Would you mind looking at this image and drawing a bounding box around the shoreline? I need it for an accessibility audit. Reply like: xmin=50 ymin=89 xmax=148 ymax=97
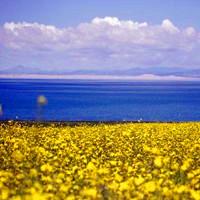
xmin=0 ymin=74 xmax=200 ymax=81
xmin=0 ymin=120 xmax=199 ymax=126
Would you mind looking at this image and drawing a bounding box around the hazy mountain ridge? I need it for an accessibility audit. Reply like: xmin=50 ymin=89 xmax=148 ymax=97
xmin=0 ymin=66 xmax=200 ymax=78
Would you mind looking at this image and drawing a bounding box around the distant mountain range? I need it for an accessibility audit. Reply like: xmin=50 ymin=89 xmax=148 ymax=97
xmin=0 ymin=65 xmax=200 ymax=78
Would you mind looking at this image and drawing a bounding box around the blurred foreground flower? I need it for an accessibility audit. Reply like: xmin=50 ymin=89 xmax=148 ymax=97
xmin=37 ymin=95 xmax=48 ymax=120
xmin=0 ymin=104 xmax=3 ymax=116
xmin=37 ymin=95 xmax=48 ymax=106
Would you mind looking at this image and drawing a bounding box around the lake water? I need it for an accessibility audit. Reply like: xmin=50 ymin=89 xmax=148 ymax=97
xmin=0 ymin=79 xmax=200 ymax=121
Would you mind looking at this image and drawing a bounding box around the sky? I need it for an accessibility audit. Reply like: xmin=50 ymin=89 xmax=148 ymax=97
xmin=0 ymin=0 xmax=200 ymax=78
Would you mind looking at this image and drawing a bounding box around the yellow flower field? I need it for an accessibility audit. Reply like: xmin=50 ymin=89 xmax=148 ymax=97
xmin=0 ymin=122 xmax=199 ymax=199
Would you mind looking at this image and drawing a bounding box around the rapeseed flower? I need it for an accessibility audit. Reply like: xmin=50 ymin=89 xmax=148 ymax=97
xmin=0 ymin=122 xmax=199 ymax=199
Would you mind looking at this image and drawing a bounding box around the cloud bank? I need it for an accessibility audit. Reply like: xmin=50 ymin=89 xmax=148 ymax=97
xmin=0 ymin=17 xmax=200 ymax=77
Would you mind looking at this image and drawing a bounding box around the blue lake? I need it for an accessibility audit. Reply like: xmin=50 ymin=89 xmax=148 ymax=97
xmin=0 ymin=79 xmax=200 ymax=121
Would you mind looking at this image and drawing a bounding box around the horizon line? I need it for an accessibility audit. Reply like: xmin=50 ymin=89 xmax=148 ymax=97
xmin=0 ymin=73 xmax=200 ymax=81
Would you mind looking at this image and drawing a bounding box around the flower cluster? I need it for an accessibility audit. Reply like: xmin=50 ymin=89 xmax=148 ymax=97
xmin=0 ymin=122 xmax=199 ymax=199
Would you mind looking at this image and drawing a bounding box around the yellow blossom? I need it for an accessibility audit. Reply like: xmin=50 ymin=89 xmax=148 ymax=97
xmin=81 ymin=188 xmax=97 ymax=198
xmin=11 ymin=150 xmax=24 ymax=162
xmin=154 ymin=156 xmax=163 ymax=168
xmin=143 ymin=181 xmax=157 ymax=192
xmin=40 ymin=164 xmax=53 ymax=173
xmin=0 ymin=122 xmax=199 ymax=199
xmin=134 ymin=176 xmax=145 ymax=186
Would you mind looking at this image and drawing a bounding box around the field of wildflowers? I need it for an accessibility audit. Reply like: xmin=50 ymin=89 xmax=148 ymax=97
xmin=0 ymin=122 xmax=199 ymax=199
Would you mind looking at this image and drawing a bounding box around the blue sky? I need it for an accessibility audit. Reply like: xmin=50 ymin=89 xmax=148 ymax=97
xmin=1 ymin=0 xmax=200 ymax=28
xmin=0 ymin=0 xmax=200 ymax=79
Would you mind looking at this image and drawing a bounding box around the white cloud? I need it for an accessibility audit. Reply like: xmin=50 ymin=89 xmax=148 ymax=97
xmin=92 ymin=17 xmax=122 ymax=26
xmin=0 ymin=17 xmax=200 ymax=72
xmin=161 ymin=19 xmax=180 ymax=33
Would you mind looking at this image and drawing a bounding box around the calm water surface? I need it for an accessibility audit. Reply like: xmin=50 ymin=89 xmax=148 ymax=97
xmin=0 ymin=79 xmax=200 ymax=121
